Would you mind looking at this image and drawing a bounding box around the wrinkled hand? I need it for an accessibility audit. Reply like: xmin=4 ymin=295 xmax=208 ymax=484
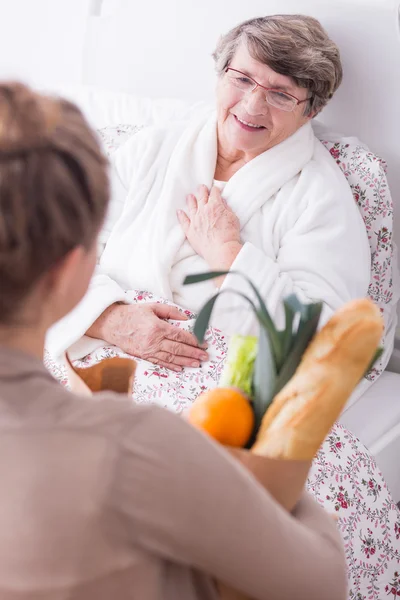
xmin=177 ymin=185 xmax=242 ymax=270
xmin=87 ymin=303 xmax=208 ymax=372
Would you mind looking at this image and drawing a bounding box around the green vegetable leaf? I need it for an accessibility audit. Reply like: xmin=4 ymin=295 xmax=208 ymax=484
xmin=184 ymin=270 xmax=283 ymax=368
xmin=192 ymin=288 xmax=259 ymax=344
xmin=296 ymin=301 xmax=323 ymax=339
xmin=226 ymin=271 xmax=283 ymax=368
xmin=274 ymin=301 xmax=322 ymax=395
xmin=364 ymin=347 xmax=383 ymax=378
xmin=279 ymin=298 xmax=296 ymax=359
xmin=252 ymin=325 xmax=277 ymax=432
xmin=192 ymin=292 xmax=220 ymax=344
xmin=284 ymin=293 xmax=307 ymax=318
xmin=184 ymin=272 xmax=230 ymax=285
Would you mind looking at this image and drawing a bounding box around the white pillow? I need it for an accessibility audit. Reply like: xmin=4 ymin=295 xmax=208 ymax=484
xmin=41 ymin=83 xmax=211 ymax=130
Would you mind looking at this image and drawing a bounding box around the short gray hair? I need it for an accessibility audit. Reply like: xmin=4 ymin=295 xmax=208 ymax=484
xmin=212 ymin=14 xmax=343 ymax=116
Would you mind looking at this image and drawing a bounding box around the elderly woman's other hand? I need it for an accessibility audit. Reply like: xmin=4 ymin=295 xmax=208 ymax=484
xmin=177 ymin=185 xmax=242 ymax=271
xmin=86 ymin=303 xmax=208 ymax=371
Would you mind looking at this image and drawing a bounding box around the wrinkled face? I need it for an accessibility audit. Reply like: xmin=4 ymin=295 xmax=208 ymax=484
xmin=216 ymin=42 xmax=313 ymax=160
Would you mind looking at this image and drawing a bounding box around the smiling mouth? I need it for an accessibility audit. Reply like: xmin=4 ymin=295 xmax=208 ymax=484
xmin=234 ymin=115 xmax=265 ymax=131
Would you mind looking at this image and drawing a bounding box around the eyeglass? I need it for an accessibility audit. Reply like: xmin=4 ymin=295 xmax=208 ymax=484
xmin=225 ymin=68 xmax=312 ymax=113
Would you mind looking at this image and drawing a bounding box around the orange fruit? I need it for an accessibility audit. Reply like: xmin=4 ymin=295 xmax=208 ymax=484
xmin=188 ymin=387 xmax=254 ymax=448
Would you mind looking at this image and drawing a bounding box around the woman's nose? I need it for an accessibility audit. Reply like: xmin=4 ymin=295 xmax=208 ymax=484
xmin=243 ymin=87 xmax=268 ymax=116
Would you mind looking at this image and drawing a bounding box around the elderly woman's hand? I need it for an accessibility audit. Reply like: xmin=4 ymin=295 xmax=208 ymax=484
xmin=177 ymin=185 xmax=242 ymax=271
xmin=86 ymin=303 xmax=208 ymax=372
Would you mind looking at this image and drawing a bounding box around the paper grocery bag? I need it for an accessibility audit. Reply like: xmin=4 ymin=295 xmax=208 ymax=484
xmin=229 ymin=448 xmax=311 ymax=512
xmin=65 ymin=354 xmax=137 ymax=396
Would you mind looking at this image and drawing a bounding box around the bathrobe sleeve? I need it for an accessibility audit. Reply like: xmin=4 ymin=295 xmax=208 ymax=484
xmin=45 ymin=131 xmax=149 ymax=361
xmin=214 ymin=156 xmax=371 ymax=337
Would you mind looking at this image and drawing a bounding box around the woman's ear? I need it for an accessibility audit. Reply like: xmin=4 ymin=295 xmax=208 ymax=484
xmin=50 ymin=245 xmax=86 ymax=291
xmin=44 ymin=244 xmax=97 ymax=322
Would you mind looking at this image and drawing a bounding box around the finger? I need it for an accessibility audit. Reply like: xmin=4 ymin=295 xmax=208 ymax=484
xmin=155 ymin=351 xmax=203 ymax=369
xmin=211 ymin=186 xmax=230 ymax=211
xmin=197 ymin=184 xmax=209 ymax=204
xmin=186 ymin=194 xmax=198 ymax=213
xmin=161 ymin=339 xmax=209 ymax=362
xmin=151 ymin=303 xmax=189 ymax=321
xmin=176 ymin=209 xmax=190 ymax=234
xmin=150 ymin=356 xmax=182 ymax=372
xmin=163 ymin=322 xmax=207 ymax=348
xmin=209 ymin=185 xmax=222 ymax=204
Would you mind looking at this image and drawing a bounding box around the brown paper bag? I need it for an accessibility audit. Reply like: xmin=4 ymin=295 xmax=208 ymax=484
xmin=65 ymin=354 xmax=310 ymax=600
xmin=229 ymin=448 xmax=311 ymax=511
xmin=65 ymin=354 xmax=137 ymax=396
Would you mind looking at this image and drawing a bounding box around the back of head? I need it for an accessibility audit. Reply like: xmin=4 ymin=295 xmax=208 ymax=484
xmin=0 ymin=82 xmax=109 ymax=323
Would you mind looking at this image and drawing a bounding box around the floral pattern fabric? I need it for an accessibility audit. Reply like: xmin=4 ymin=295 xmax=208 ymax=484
xmin=44 ymin=124 xmax=400 ymax=598
xmin=97 ymin=123 xmax=144 ymax=154
xmin=320 ymin=139 xmax=395 ymax=383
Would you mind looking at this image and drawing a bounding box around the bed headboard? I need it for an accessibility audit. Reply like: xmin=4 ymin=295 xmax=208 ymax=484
xmin=83 ymin=0 xmax=400 ymax=244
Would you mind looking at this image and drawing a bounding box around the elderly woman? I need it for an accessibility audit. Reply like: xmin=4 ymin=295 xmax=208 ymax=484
xmin=47 ymin=14 xmax=370 ymax=371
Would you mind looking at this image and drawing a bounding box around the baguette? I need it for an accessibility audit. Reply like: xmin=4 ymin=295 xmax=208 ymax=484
xmin=251 ymin=299 xmax=383 ymax=460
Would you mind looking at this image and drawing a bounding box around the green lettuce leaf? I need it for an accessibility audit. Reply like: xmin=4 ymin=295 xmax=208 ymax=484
xmin=219 ymin=334 xmax=258 ymax=398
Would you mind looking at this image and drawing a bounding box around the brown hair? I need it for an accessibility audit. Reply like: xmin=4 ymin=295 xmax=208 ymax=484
xmin=212 ymin=14 xmax=343 ymax=116
xmin=0 ymin=82 xmax=109 ymax=322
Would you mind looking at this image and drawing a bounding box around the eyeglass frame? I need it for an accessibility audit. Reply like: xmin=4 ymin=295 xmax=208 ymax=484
xmin=224 ymin=67 xmax=313 ymax=111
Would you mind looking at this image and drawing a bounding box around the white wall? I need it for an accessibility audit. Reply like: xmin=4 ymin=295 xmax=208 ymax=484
xmin=0 ymin=0 xmax=91 ymax=88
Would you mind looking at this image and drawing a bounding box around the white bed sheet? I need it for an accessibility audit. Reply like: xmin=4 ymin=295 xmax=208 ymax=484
xmin=43 ymin=83 xmax=208 ymax=130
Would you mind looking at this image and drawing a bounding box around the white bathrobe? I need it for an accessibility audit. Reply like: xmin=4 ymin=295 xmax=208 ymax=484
xmin=46 ymin=110 xmax=371 ymax=360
